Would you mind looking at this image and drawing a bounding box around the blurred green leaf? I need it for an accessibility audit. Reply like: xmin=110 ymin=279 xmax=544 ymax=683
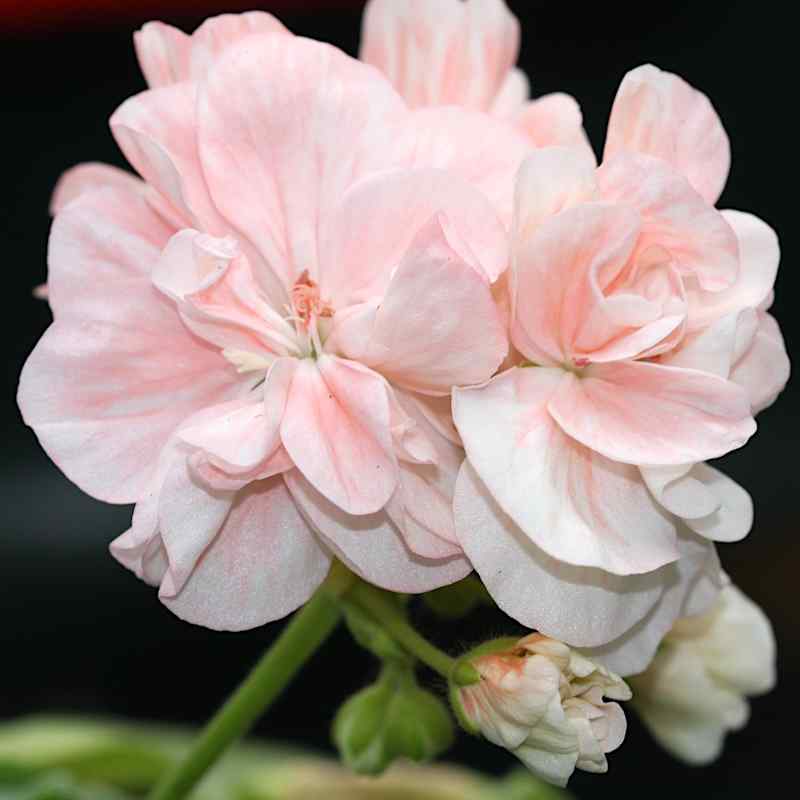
xmin=423 ymin=577 xmax=492 ymax=620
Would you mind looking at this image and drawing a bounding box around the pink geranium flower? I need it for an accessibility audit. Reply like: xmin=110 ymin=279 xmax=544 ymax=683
xmin=18 ymin=31 xmax=529 ymax=630
xmin=453 ymin=64 xmax=789 ymax=674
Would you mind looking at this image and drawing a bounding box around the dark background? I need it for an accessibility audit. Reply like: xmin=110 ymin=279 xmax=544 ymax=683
xmin=1 ymin=2 xmax=795 ymax=797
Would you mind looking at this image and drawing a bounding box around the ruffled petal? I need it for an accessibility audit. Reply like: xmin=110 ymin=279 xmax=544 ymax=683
xmin=597 ymin=153 xmax=738 ymax=292
xmin=730 ymin=312 xmax=790 ymax=414
xmin=549 ymin=361 xmax=755 ymax=466
xmin=111 ymin=83 xmax=225 ymax=232
xmin=18 ymin=188 xmax=242 ymax=504
xmin=280 ymin=356 xmax=397 ymax=515
xmin=134 ymin=21 xmax=192 ymax=88
xmin=162 ymin=477 xmax=332 ymax=631
xmin=454 ymin=461 xmax=667 ymax=645
xmin=515 ymin=93 xmax=595 ymax=157
xmin=604 ymin=64 xmax=730 ymax=205
xmin=511 ymin=203 xmax=641 ymax=366
xmin=453 ymin=367 xmax=678 ymax=574
xmin=198 ymin=33 xmax=407 ymax=302
xmin=330 ymin=214 xmax=507 ymax=394
xmin=285 ymin=470 xmax=471 ymax=592
xmin=321 ymin=168 xmax=509 ymax=306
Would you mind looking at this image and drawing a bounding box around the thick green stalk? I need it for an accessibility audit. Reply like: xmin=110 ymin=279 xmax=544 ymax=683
xmin=148 ymin=566 xmax=353 ymax=800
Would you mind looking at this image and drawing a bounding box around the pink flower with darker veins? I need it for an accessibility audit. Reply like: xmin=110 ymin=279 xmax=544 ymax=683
xmin=18 ymin=29 xmax=528 ymax=630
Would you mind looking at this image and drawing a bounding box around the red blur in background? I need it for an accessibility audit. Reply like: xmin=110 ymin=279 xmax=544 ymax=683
xmin=0 ymin=1 xmax=360 ymax=34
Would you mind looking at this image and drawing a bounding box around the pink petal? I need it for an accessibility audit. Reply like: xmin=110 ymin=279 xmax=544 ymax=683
xmin=491 ymin=67 xmax=530 ymax=116
xmin=731 ymin=312 xmax=790 ymax=414
xmin=134 ymin=21 xmax=192 ymax=88
xmin=597 ymin=153 xmax=738 ymax=292
xmin=453 ymin=461 xmax=666 ymax=646
xmin=399 ymin=106 xmax=532 ymax=226
xmin=198 ymin=34 xmax=407 ymax=302
xmin=689 ymin=211 xmax=780 ymax=329
xmin=50 ymin=162 xmax=145 ymax=216
xmin=180 ymin=358 xmax=295 ymax=475
xmin=513 ymin=147 xmax=599 ymax=240
xmin=453 ymin=367 xmax=678 ymax=574
xmin=604 ymin=64 xmax=730 ymax=205
xmin=549 ymin=361 xmax=756 ymax=466
xmin=188 ymin=12 xmax=289 ymax=80
xmin=359 ymin=0 xmax=519 ymax=110
xmin=157 ymin=452 xmax=235 ymax=598
xmin=18 ymin=188 xmax=242 ymax=503
xmin=162 ymin=477 xmax=332 ymax=631
xmin=280 ymin=356 xmax=397 ymax=515
xmin=388 ymin=388 xmax=465 ymax=559
xmin=330 ymin=214 xmax=507 ymax=395
xmin=111 ymin=83 xmax=225 ymax=233
xmin=285 ymin=470 xmax=470 ymax=592
xmin=511 ymin=203 xmax=641 ymax=366
xmin=515 ymin=93 xmax=595 ymax=157
xmin=321 ymin=167 xmax=509 ymax=306
xmin=584 ymin=527 xmax=723 ymax=675
xmin=641 ymin=463 xmax=753 ymax=543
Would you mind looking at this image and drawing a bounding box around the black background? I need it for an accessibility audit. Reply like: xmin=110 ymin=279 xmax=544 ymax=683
xmin=0 ymin=2 xmax=796 ymax=797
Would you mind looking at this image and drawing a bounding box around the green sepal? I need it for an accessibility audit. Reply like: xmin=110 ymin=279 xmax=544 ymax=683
xmin=332 ymin=663 xmax=454 ymax=777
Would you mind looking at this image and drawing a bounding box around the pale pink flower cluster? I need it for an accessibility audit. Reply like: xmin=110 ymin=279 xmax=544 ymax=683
xmin=20 ymin=0 xmax=786 ymax=696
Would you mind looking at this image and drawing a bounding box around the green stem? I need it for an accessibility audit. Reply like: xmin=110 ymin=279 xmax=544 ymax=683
xmin=346 ymin=579 xmax=479 ymax=686
xmin=148 ymin=565 xmax=353 ymax=800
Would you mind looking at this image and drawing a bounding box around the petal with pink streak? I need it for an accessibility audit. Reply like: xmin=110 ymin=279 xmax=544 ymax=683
xmin=134 ymin=21 xmax=192 ymax=88
xmin=281 ymin=356 xmax=397 ymax=515
xmin=453 ymin=367 xmax=678 ymax=574
xmin=604 ymin=64 xmax=730 ymax=205
xmin=689 ymin=211 xmax=780 ymax=329
xmin=583 ymin=527 xmax=723 ymax=676
xmin=111 ymin=83 xmax=225 ymax=233
xmin=399 ymin=107 xmax=532 ymax=226
xmin=321 ymin=168 xmax=509 ymax=306
xmin=50 ymin=162 xmax=145 ymax=216
xmin=515 ymin=93 xmax=595 ymax=157
xmin=549 ymin=361 xmax=756 ymax=467
xmin=513 ymin=147 xmax=599 ymax=241
xmin=18 ymin=188 xmax=243 ymax=504
xmin=598 ymin=153 xmax=738 ymax=292
xmin=285 ymin=470 xmax=471 ymax=592
xmin=731 ymin=312 xmax=790 ymax=414
xmin=188 ymin=12 xmax=289 ymax=80
xmin=162 ymin=477 xmax=332 ymax=631
xmin=511 ymin=203 xmax=641 ymax=367
xmin=453 ymin=461 xmax=666 ymax=647
xmin=331 ymin=214 xmax=507 ymax=395
xmin=198 ymin=34 xmax=407 ymax=302
xmin=359 ymin=0 xmax=519 ymax=110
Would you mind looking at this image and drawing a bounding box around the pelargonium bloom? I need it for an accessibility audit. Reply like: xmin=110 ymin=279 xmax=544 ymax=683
xmin=18 ymin=31 xmax=528 ymax=630
xmin=453 ymin=64 xmax=788 ymax=673
xmin=360 ymin=0 xmax=592 ymax=153
xmin=455 ymin=633 xmax=631 ymax=786
xmin=630 ymin=584 xmax=776 ymax=764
